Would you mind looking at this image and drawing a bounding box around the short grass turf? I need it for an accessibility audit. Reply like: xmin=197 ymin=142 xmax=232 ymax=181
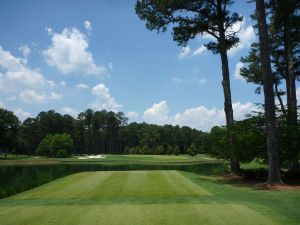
xmin=0 ymin=171 xmax=299 ymax=225
xmin=0 ymin=154 xmax=217 ymax=165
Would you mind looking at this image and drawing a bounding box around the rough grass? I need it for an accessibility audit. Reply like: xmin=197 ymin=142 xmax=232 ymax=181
xmin=1 ymin=170 xmax=299 ymax=225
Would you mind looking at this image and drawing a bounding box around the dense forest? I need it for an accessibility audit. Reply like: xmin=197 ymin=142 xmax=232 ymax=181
xmin=0 ymin=108 xmax=207 ymax=157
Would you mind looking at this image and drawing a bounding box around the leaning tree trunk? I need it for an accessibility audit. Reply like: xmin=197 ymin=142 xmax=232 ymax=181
xmin=283 ymin=14 xmax=299 ymax=172
xmin=274 ymin=80 xmax=287 ymax=119
xmin=256 ymin=0 xmax=283 ymax=184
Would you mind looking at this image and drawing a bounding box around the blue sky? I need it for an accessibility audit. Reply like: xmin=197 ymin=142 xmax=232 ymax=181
xmin=0 ymin=0 xmax=298 ymax=131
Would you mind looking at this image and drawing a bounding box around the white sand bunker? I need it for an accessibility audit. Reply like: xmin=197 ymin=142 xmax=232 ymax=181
xmin=78 ymin=155 xmax=106 ymax=159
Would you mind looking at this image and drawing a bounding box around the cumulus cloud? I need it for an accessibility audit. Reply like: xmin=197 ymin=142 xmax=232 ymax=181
xmin=13 ymin=108 xmax=31 ymax=121
xmin=228 ymin=20 xmax=256 ymax=56
xmin=19 ymin=45 xmax=31 ymax=58
xmin=90 ymin=83 xmax=121 ymax=111
xmin=84 ymin=20 xmax=92 ymax=31
xmin=76 ymin=83 xmax=89 ymax=89
xmin=60 ymin=81 xmax=66 ymax=86
xmin=178 ymin=46 xmax=191 ymax=59
xmin=47 ymin=80 xmax=56 ymax=87
xmin=142 ymin=101 xmax=258 ymax=131
xmin=0 ymin=46 xmax=45 ymax=90
xmin=194 ymin=17 xmax=256 ymax=56
xmin=233 ymin=62 xmax=245 ymax=81
xmin=19 ymin=89 xmax=62 ymax=103
xmin=172 ymin=106 xmax=225 ymax=131
xmin=178 ymin=45 xmax=207 ymax=58
xmin=43 ymin=27 xmax=105 ymax=75
xmin=45 ymin=26 xmax=54 ymax=35
xmin=192 ymin=45 xmax=207 ymax=56
xmin=297 ymin=87 xmax=300 ymax=100
xmin=49 ymin=92 xmax=62 ymax=100
xmin=126 ymin=111 xmax=139 ymax=120
xmin=19 ymin=89 xmax=47 ymax=103
xmin=143 ymin=101 xmax=170 ymax=125
xmin=61 ymin=107 xmax=78 ymax=118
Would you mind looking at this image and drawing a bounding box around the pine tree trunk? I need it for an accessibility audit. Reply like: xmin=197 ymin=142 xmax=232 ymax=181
xmin=283 ymin=14 xmax=299 ymax=172
xmin=256 ymin=0 xmax=283 ymax=184
xmin=274 ymin=80 xmax=287 ymax=119
xmin=216 ymin=0 xmax=240 ymax=175
xmin=219 ymin=36 xmax=240 ymax=175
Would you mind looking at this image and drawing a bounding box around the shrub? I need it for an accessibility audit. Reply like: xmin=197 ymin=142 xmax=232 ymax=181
xmin=187 ymin=143 xmax=198 ymax=156
xmin=37 ymin=133 xmax=73 ymax=158
xmin=173 ymin=145 xmax=180 ymax=155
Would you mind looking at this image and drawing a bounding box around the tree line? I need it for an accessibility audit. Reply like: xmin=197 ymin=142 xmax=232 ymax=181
xmin=135 ymin=0 xmax=299 ymax=184
xmin=0 ymin=108 xmax=207 ymax=157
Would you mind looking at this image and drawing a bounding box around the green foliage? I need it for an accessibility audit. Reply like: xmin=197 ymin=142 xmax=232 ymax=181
xmin=37 ymin=134 xmax=53 ymax=157
xmin=173 ymin=145 xmax=180 ymax=156
xmin=154 ymin=145 xmax=165 ymax=155
xmin=37 ymin=133 xmax=73 ymax=158
xmin=135 ymin=0 xmax=242 ymax=52
xmin=187 ymin=143 xmax=198 ymax=156
xmin=0 ymin=108 xmax=20 ymax=157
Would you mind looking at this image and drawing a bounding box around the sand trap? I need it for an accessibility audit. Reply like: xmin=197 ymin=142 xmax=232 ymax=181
xmin=78 ymin=155 xmax=106 ymax=159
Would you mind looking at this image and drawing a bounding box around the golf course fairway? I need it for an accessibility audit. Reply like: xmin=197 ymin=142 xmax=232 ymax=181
xmin=0 ymin=170 xmax=298 ymax=225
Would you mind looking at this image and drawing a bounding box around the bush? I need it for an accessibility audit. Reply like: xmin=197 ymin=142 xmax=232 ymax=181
xmin=154 ymin=145 xmax=165 ymax=155
xmin=187 ymin=143 xmax=198 ymax=156
xmin=37 ymin=133 xmax=73 ymax=158
xmin=173 ymin=146 xmax=180 ymax=155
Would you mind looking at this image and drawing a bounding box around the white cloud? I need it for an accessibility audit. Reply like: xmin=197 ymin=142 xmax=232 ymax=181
xmin=84 ymin=20 xmax=92 ymax=31
xmin=143 ymin=101 xmax=170 ymax=125
xmin=76 ymin=83 xmax=89 ymax=89
xmin=47 ymin=80 xmax=56 ymax=87
xmin=60 ymin=81 xmax=66 ymax=86
xmin=172 ymin=77 xmax=207 ymax=84
xmin=126 ymin=111 xmax=139 ymax=120
xmin=45 ymin=26 xmax=54 ymax=35
xmin=142 ymin=101 xmax=258 ymax=131
xmin=19 ymin=89 xmax=47 ymax=103
xmin=233 ymin=62 xmax=245 ymax=81
xmin=43 ymin=27 xmax=105 ymax=75
xmin=19 ymin=45 xmax=31 ymax=58
xmin=90 ymin=83 xmax=121 ymax=111
xmin=228 ymin=21 xmax=256 ymax=56
xmin=232 ymin=102 xmax=258 ymax=119
xmin=49 ymin=92 xmax=62 ymax=100
xmin=173 ymin=106 xmax=225 ymax=131
xmin=296 ymin=88 xmax=300 ymax=100
xmin=178 ymin=46 xmax=191 ymax=59
xmin=61 ymin=107 xmax=78 ymax=118
xmin=13 ymin=108 xmax=31 ymax=121
xmin=0 ymin=46 xmax=45 ymax=90
xmin=192 ymin=45 xmax=207 ymax=56
xmin=19 ymin=89 xmax=62 ymax=103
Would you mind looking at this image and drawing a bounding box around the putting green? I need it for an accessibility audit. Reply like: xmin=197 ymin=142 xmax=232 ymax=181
xmin=0 ymin=171 xmax=278 ymax=225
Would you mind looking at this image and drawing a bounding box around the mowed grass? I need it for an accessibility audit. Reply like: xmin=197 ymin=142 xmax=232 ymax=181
xmin=0 ymin=171 xmax=299 ymax=225
xmin=0 ymin=154 xmax=218 ymax=166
